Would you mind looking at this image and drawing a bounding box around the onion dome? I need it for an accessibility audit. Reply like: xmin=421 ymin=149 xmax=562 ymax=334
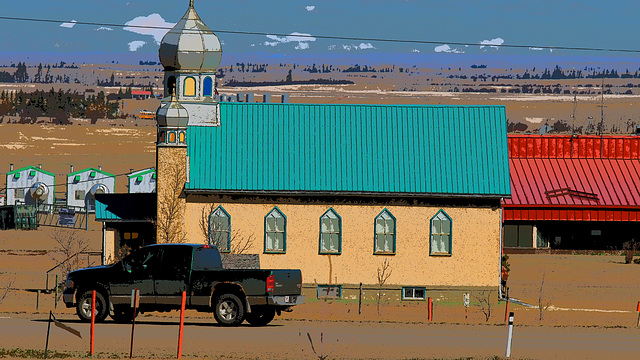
xmin=156 ymin=93 xmax=189 ymax=127
xmin=159 ymin=0 xmax=223 ymax=72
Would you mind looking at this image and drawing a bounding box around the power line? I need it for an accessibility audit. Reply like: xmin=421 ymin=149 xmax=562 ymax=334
xmin=1 ymin=15 xmax=640 ymax=54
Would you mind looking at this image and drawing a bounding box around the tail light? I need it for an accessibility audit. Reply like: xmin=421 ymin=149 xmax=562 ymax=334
xmin=266 ymin=274 xmax=275 ymax=293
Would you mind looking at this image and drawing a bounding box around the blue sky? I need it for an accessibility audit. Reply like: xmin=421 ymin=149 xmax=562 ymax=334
xmin=2 ymin=0 xmax=640 ymax=62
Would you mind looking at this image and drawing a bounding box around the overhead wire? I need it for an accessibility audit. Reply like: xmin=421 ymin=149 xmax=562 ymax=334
xmin=0 ymin=15 xmax=640 ymax=54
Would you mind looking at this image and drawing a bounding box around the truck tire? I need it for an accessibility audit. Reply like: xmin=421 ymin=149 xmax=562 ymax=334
xmin=213 ymin=293 xmax=245 ymax=326
xmin=245 ymin=307 xmax=276 ymax=326
xmin=110 ymin=306 xmax=138 ymax=323
xmin=76 ymin=290 xmax=108 ymax=323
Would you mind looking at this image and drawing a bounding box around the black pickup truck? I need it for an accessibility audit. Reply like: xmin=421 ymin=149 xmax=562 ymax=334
xmin=62 ymin=244 xmax=304 ymax=326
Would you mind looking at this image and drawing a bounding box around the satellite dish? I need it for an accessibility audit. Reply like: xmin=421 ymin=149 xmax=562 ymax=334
xmin=30 ymin=182 xmax=49 ymax=201
xmin=539 ymin=124 xmax=553 ymax=135
xmin=90 ymin=183 xmax=108 ymax=196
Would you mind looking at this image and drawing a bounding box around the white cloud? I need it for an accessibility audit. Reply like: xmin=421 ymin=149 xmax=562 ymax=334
xmin=328 ymin=44 xmax=337 ymax=50
xmin=411 ymin=49 xmax=420 ymax=53
xmin=128 ymin=40 xmax=146 ymax=52
xmin=124 ymin=14 xmax=175 ymax=44
xmin=479 ymin=37 xmax=504 ymax=49
xmin=342 ymin=43 xmax=376 ymax=51
xmin=264 ymin=32 xmax=316 ymax=50
xmin=60 ymin=20 xmax=77 ymax=28
xmin=434 ymin=44 xmax=464 ymax=53
xmin=529 ymin=47 xmax=543 ymax=51
xmin=95 ymin=27 xmax=114 ymax=31
xmin=306 ymin=5 xmax=316 ymax=11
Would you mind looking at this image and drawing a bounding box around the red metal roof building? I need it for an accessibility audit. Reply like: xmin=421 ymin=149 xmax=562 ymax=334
xmin=504 ymin=135 xmax=640 ymax=249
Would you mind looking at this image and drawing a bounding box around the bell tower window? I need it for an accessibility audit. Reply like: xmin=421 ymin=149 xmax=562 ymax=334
xmin=203 ymin=77 xmax=213 ymax=96
xmin=184 ymin=77 xmax=196 ymax=97
xmin=167 ymin=76 xmax=176 ymax=97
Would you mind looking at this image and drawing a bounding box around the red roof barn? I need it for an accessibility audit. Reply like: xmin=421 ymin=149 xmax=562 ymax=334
xmin=504 ymin=135 xmax=640 ymax=250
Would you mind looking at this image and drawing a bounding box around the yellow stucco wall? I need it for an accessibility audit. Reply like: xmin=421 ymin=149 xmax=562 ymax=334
xmin=156 ymin=146 xmax=187 ymax=243
xmin=103 ymin=229 xmax=116 ymax=264
xmin=184 ymin=196 xmax=501 ymax=288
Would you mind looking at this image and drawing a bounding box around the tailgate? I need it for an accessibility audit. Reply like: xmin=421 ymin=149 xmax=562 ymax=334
xmin=270 ymin=269 xmax=302 ymax=295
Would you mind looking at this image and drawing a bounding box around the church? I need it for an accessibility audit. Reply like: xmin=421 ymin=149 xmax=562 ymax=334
xmin=152 ymin=0 xmax=511 ymax=301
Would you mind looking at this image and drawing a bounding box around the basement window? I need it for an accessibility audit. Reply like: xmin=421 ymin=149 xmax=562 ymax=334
xmin=317 ymin=285 xmax=341 ymax=299
xmin=402 ymin=287 xmax=426 ymax=300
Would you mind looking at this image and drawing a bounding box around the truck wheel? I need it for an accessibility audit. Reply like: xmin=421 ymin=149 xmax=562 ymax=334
xmin=76 ymin=290 xmax=108 ymax=323
xmin=110 ymin=306 xmax=138 ymax=323
xmin=245 ymin=308 xmax=276 ymax=326
xmin=213 ymin=293 xmax=245 ymax=326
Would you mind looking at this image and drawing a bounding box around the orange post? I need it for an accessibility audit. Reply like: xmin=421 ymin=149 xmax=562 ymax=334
xmin=177 ymin=291 xmax=186 ymax=359
xmin=130 ymin=289 xmax=138 ymax=359
xmin=504 ymin=287 xmax=510 ymax=324
xmin=428 ymin=297 xmax=433 ymax=322
xmin=90 ymin=290 xmax=96 ymax=356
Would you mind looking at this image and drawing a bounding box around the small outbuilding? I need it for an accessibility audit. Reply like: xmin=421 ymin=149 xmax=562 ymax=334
xmin=95 ymin=193 xmax=156 ymax=264
xmin=127 ymin=168 xmax=156 ymax=193
xmin=66 ymin=166 xmax=116 ymax=211
xmin=5 ymin=164 xmax=55 ymax=206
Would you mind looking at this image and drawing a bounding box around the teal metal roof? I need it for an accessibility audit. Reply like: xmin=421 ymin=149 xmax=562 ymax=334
xmin=186 ymin=103 xmax=510 ymax=197
xmin=95 ymin=193 xmax=156 ymax=221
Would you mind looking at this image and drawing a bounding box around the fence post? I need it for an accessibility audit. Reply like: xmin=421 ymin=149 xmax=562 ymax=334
xmin=428 ymin=297 xmax=433 ymax=322
xmin=177 ymin=291 xmax=186 ymax=359
xmin=36 ymin=290 xmax=40 ymax=311
xmin=90 ymin=290 xmax=96 ymax=356
xmin=505 ymin=312 xmax=514 ymax=358
xmin=358 ymin=283 xmax=362 ymax=315
xmin=54 ymin=275 xmax=58 ymax=309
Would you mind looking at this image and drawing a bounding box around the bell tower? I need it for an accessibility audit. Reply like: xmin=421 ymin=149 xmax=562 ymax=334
xmin=155 ymin=0 xmax=223 ymax=243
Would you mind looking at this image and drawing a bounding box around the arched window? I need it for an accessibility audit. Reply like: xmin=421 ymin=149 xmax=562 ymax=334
xmin=179 ymin=131 xmax=186 ymax=144
xmin=374 ymin=209 xmax=395 ymax=254
xmin=159 ymin=131 xmax=166 ymax=143
xmin=184 ymin=77 xmax=196 ymax=97
xmin=430 ymin=210 xmax=452 ymax=255
xmin=265 ymin=207 xmax=286 ymax=253
xmin=209 ymin=206 xmax=231 ymax=252
xmin=168 ymin=131 xmax=176 ymax=143
xmin=167 ymin=76 xmax=176 ymax=96
xmin=203 ymin=76 xmax=213 ymax=96
xmin=319 ymin=208 xmax=341 ymax=254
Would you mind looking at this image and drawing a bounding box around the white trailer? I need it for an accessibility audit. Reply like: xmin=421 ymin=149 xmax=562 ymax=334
xmin=5 ymin=165 xmax=55 ymax=206
xmin=127 ymin=168 xmax=156 ymax=193
xmin=66 ymin=166 xmax=115 ymax=212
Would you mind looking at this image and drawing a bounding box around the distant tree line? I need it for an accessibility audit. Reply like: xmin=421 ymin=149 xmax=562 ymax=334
xmin=0 ymin=62 xmax=73 ymax=84
xmin=0 ymin=88 xmax=119 ymax=124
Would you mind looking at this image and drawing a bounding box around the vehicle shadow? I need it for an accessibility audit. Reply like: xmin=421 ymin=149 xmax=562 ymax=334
xmin=32 ymin=318 xmax=283 ymax=328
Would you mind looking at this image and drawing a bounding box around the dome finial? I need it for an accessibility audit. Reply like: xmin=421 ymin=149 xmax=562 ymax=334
xmin=189 ymin=0 xmax=194 ymax=8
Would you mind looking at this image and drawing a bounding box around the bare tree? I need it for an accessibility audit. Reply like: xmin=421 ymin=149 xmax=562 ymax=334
xmin=376 ymin=258 xmax=392 ymax=316
xmin=0 ymin=278 xmax=15 ymax=306
xmin=157 ymin=165 xmax=186 ymax=244
xmin=49 ymin=228 xmax=89 ymax=278
xmin=538 ymin=272 xmax=552 ymax=321
xmin=198 ymin=203 xmax=254 ymax=254
xmin=623 ymin=239 xmax=639 ymax=264
xmin=474 ymin=290 xmax=494 ymax=322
